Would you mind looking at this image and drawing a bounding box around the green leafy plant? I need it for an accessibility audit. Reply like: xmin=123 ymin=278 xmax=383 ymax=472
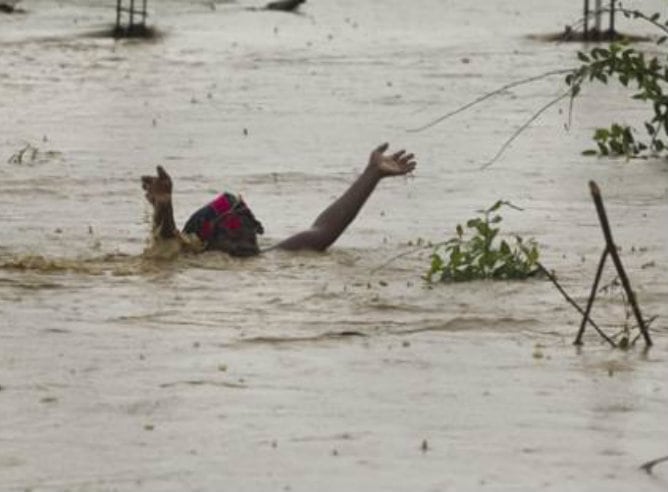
xmin=581 ymin=123 xmax=648 ymax=157
xmin=426 ymin=200 xmax=540 ymax=283
xmin=566 ymin=10 xmax=668 ymax=159
xmin=410 ymin=3 xmax=668 ymax=166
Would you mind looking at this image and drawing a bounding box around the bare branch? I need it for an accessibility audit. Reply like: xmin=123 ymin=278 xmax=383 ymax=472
xmin=407 ymin=69 xmax=573 ymax=133
xmin=537 ymin=262 xmax=617 ymax=348
xmin=480 ymin=91 xmax=570 ymax=169
xmin=640 ymin=455 xmax=668 ymax=474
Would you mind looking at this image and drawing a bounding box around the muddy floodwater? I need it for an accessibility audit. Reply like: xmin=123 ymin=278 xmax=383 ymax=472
xmin=1 ymin=0 xmax=667 ymax=490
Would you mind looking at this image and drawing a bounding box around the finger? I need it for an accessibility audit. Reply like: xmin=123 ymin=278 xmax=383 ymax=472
xmin=392 ymin=149 xmax=406 ymax=160
xmin=375 ymin=142 xmax=389 ymax=154
xmin=156 ymin=165 xmax=170 ymax=179
xmin=141 ymin=176 xmax=154 ymax=189
xmin=399 ymin=153 xmax=414 ymax=164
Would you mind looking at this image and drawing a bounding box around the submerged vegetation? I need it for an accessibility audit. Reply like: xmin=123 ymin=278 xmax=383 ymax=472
xmin=426 ymin=200 xmax=540 ymax=283
xmin=421 ymin=185 xmax=654 ymax=350
xmin=7 ymin=143 xmax=62 ymax=166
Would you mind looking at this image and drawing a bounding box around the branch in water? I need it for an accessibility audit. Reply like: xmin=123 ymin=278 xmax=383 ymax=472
xmin=537 ymin=262 xmax=617 ymax=348
xmin=640 ymin=455 xmax=668 ymax=474
xmin=407 ymin=69 xmax=573 ymax=133
xmin=480 ymin=91 xmax=570 ymax=169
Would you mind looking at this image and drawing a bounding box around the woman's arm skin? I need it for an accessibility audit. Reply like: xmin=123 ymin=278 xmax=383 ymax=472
xmin=141 ymin=142 xmax=416 ymax=253
xmin=274 ymin=142 xmax=416 ymax=252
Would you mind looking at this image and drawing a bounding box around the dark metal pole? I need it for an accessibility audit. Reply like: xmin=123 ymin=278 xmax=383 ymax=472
xmin=584 ymin=0 xmax=590 ymax=40
xmin=129 ymin=0 xmax=135 ymax=29
xmin=116 ymin=0 xmax=121 ymax=31
xmin=142 ymin=0 xmax=147 ymax=27
xmin=609 ymin=0 xmax=616 ymax=36
xmin=594 ymin=0 xmax=602 ymax=36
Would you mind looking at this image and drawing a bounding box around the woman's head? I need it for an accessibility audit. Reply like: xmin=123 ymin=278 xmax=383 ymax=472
xmin=183 ymin=193 xmax=264 ymax=257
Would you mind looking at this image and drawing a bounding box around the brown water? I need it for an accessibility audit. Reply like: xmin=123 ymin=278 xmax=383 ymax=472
xmin=1 ymin=1 xmax=667 ymax=490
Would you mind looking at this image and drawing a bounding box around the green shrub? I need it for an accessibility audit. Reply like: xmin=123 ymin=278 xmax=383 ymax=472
xmin=426 ymin=201 xmax=540 ymax=282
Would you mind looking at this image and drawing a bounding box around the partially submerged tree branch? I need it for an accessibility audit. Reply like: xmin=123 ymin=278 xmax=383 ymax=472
xmin=640 ymin=455 xmax=668 ymax=474
xmin=537 ymin=261 xmax=617 ymax=348
xmin=574 ymin=249 xmax=609 ymax=345
xmin=408 ymin=69 xmax=573 ymax=133
xmin=480 ymin=91 xmax=570 ymax=169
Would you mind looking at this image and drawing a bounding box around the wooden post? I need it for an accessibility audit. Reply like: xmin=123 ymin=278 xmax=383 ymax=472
xmin=609 ymin=0 xmax=616 ymax=36
xmin=584 ymin=0 xmax=590 ymax=40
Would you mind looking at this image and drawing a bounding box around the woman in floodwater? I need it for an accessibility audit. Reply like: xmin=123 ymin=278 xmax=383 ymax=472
xmin=141 ymin=143 xmax=417 ymax=257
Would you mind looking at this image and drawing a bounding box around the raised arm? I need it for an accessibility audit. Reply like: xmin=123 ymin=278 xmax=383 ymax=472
xmin=275 ymin=143 xmax=416 ymax=252
xmin=141 ymin=166 xmax=179 ymax=240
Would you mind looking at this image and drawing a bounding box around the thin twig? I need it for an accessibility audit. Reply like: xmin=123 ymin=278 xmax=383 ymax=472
xmin=640 ymin=455 xmax=668 ymax=474
xmin=480 ymin=92 xmax=570 ymax=169
xmin=407 ymin=69 xmax=573 ymax=133
xmin=631 ymin=315 xmax=659 ymax=346
xmin=575 ymin=248 xmax=609 ymax=345
xmin=566 ymin=89 xmax=577 ymax=131
xmin=370 ymin=244 xmax=435 ymax=275
xmin=537 ymin=262 xmax=616 ymax=348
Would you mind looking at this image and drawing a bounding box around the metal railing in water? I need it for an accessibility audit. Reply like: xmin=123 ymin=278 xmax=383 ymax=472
xmin=115 ymin=0 xmax=148 ymax=37
xmin=583 ymin=0 xmax=617 ymax=40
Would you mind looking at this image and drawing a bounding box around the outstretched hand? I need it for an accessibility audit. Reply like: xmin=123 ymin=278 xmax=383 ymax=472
xmin=141 ymin=166 xmax=173 ymax=205
xmin=368 ymin=142 xmax=417 ymax=178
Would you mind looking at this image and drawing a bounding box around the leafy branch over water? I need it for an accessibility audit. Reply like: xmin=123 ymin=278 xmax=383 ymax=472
xmin=569 ymin=39 xmax=668 ymax=158
xmin=410 ymin=3 xmax=668 ymax=165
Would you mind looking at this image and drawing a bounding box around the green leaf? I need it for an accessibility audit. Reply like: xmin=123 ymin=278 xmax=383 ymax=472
xmin=609 ymin=140 xmax=623 ymax=155
xmin=487 ymin=200 xmax=504 ymax=213
xmin=426 ymin=202 xmax=539 ymax=283
xmin=594 ymin=128 xmax=610 ymax=141
xmin=597 ymin=142 xmax=610 ymax=156
xmin=582 ymin=149 xmax=598 ymax=156
xmin=466 ymin=218 xmax=479 ymax=229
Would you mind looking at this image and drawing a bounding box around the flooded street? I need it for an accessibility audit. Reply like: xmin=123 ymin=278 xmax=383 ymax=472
xmin=1 ymin=0 xmax=667 ymax=490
